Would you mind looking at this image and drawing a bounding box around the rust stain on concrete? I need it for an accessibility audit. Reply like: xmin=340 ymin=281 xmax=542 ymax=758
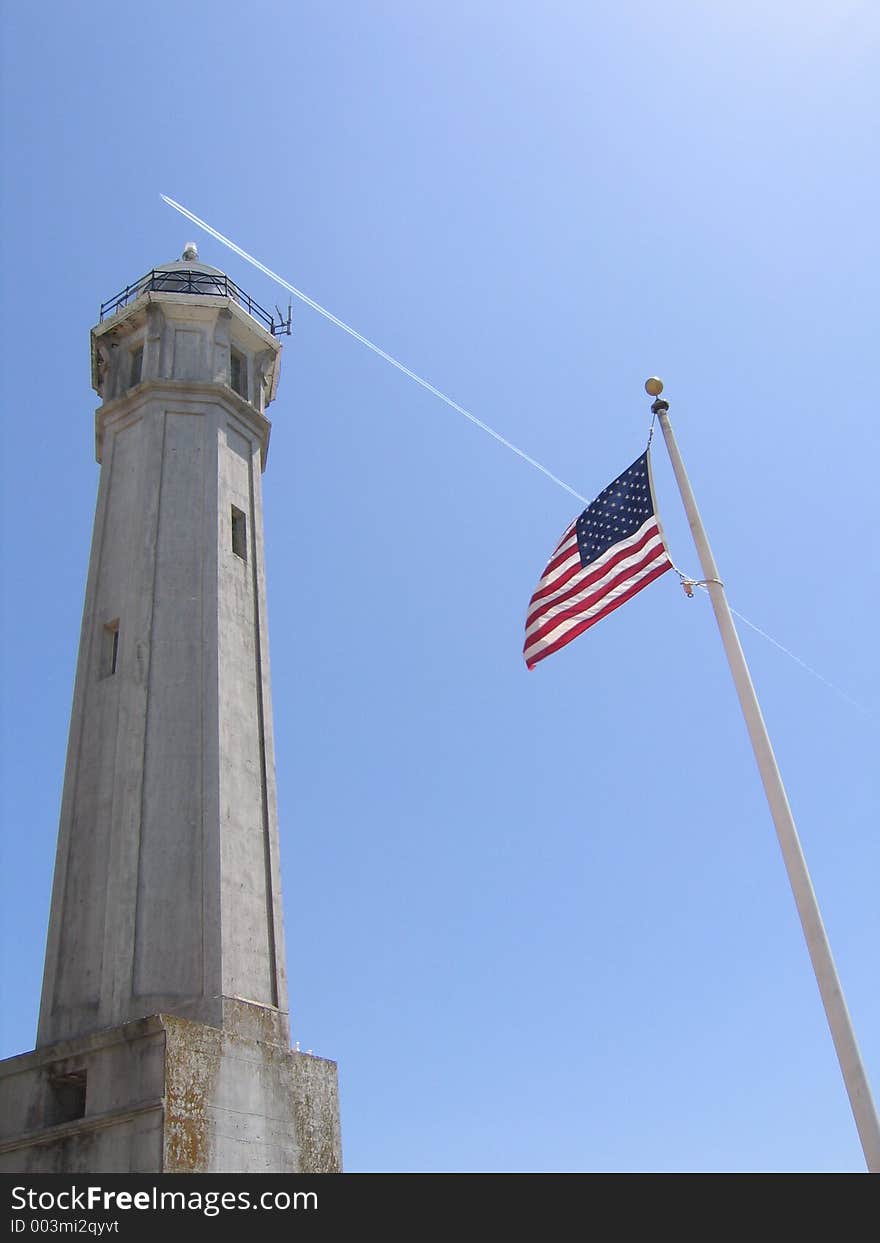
xmin=162 ymin=1017 xmax=220 ymax=1173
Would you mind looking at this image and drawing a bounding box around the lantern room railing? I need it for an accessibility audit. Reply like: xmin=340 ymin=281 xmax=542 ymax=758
xmin=99 ymin=269 xmax=292 ymax=336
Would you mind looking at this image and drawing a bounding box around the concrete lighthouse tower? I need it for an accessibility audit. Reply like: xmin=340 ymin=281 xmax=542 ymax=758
xmin=0 ymin=246 xmax=342 ymax=1173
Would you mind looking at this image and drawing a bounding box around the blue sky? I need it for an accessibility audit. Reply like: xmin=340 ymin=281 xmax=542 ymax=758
xmin=1 ymin=2 xmax=877 ymax=1172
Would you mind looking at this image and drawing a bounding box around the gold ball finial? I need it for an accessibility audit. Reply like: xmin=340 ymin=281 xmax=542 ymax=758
xmin=645 ymin=377 xmax=664 ymax=397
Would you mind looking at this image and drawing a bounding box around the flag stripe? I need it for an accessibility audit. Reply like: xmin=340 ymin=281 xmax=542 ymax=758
xmin=526 ymin=519 xmax=665 ymax=625
xmin=525 ymin=536 xmax=668 ymax=650
xmin=540 ymin=526 xmax=579 ymax=572
xmin=530 ymin=550 xmax=587 ymax=607
xmin=533 ymin=537 xmax=581 ymax=592
xmin=531 ymin=512 xmax=660 ymax=601
xmin=525 ymin=560 xmax=671 ymax=667
xmin=529 ymin=536 xmax=666 ymax=656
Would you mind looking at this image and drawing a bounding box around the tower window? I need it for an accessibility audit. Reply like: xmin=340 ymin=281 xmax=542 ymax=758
xmin=47 ymin=1067 xmax=87 ymax=1126
xmin=230 ymin=348 xmax=247 ymax=399
xmin=129 ymin=346 xmax=144 ymax=388
xmin=99 ymin=620 xmax=119 ymax=679
xmin=231 ymin=507 xmax=247 ymax=560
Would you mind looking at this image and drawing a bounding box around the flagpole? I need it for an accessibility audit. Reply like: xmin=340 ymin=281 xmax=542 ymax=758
xmin=645 ymin=377 xmax=880 ymax=1173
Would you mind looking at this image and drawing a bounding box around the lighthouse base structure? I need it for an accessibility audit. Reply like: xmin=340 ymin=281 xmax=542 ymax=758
xmin=0 ymin=1010 xmax=341 ymax=1173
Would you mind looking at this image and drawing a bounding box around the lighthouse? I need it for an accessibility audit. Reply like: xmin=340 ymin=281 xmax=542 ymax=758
xmin=0 ymin=246 xmax=342 ymax=1173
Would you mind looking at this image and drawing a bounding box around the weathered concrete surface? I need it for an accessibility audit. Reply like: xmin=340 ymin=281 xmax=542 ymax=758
xmin=7 ymin=258 xmax=342 ymax=1174
xmin=0 ymin=1019 xmax=166 ymax=1174
xmin=38 ymin=279 xmax=290 ymax=1048
xmin=163 ymin=1016 xmax=342 ymax=1173
xmin=0 ymin=1012 xmax=341 ymax=1173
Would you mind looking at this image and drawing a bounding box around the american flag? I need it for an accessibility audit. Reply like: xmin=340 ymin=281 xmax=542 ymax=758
xmin=524 ymin=451 xmax=671 ymax=669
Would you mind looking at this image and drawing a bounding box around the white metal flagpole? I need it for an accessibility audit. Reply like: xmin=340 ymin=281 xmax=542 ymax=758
xmin=645 ymin=377 xmax=880 ymax=1173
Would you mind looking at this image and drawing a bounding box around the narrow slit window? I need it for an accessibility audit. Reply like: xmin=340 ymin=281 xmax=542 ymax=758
xmin=129 ymin=346 xmax=143 ymax=388
xmin=100 ymin=620 xmax=119 ymax=679
xmin=231 ymin=507 xmax=247 ymax=560
xmin=230 ymin=348 xmax=247 ymax=399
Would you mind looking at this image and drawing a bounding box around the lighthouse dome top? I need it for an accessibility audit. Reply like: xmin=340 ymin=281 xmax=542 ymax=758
xmin=150 ymin=243 xmax=230 ymax=295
